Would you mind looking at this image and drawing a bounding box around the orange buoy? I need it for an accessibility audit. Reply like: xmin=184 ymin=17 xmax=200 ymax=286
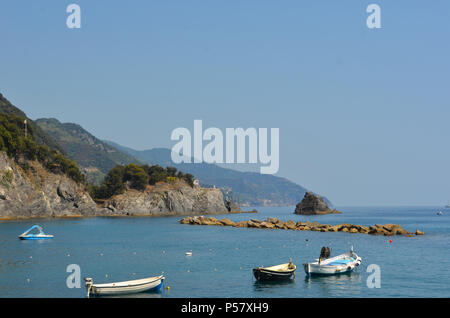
xmin=389 ymin=239 xmax=393 ymax=243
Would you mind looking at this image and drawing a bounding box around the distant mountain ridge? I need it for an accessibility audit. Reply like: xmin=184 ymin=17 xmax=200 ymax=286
xmin=1 ymin=89 xmax=324 ymax=207
xmin=104 ymin=140 xmax=311 ymax=207
xmin=36 ymin=118 xmax=144 ymax=184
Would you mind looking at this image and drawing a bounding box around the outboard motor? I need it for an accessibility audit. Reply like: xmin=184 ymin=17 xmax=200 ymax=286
xmin=319 ymin=247 xmax=331 ymax=264
xmin=288 ymin=257 xmax=295 ymax=269
xmin=85 ymin=277 xmax=93 ymax=287
xmin=320 ymin=246 xmax=331 ymax=259
xmin=84 ymin=278 xmax=93 ymax=297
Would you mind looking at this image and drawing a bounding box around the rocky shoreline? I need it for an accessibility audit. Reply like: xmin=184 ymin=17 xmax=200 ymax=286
xmin=0 ymin=209 xmax=257 ymax=221
xmin=179 ymin=216 xmax=425 ymax=236
xmin=0 ymin=152 xmax=249 ymax=220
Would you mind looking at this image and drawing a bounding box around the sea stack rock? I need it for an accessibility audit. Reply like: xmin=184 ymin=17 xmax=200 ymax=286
xmin=294 ymin=192 xmax=341 ymax=215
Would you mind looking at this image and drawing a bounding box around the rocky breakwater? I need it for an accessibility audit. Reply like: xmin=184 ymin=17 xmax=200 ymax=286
xmin=100 ymin=180 xmax=242 ymax=216
xmin=294 ymin=191 xmax=341 ymax=215
xmin=0 ymin=152 xmax=97 ymax=219
xmin=179 ymin=216 xmax=424 ymax=236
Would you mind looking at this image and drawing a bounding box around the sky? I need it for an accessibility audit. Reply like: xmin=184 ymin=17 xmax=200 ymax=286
xmin=1 ymin=0 xmax=449 ymax=206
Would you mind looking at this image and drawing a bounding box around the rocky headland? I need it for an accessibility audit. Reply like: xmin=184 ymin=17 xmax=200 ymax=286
xmin=294 ymin=191 xmax=341 ymax=215
xmin=98 ymin=180 xmax=242 ymax=217
xmin=0 ymin=152 xmax=243 ymax=220
xmin=179 ymin=216 xmax=424 ymax=236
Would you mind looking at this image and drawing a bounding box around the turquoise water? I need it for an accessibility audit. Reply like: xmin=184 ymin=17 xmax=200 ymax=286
xmin=0 ymin=206 xmax=449 ymax=298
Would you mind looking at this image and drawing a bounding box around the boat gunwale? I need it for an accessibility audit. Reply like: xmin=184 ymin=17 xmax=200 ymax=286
xmin=307 ymin=252 xmax=357 ymax=266
xmin=253 ymin=263 xmax=297 ymax=274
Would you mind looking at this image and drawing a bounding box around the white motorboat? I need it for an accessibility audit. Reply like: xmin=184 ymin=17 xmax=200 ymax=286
xmin=303 ymin=246 xmax=362 ymax=276
xmin=84 ymin=275 xmax=164 ymax=297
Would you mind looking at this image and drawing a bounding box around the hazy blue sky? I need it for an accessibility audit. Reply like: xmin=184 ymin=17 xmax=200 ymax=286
xmin=1 ymin=1 xmax=449 ymax=206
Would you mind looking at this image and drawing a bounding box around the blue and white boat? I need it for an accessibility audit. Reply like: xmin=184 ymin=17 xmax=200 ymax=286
xmin=18 ymin=225 xmax=54 ymax=240
xmin=304 ymin=246 xmax=362 ymax=276
xmin=84 ymin=275 xmax=164 ymax=297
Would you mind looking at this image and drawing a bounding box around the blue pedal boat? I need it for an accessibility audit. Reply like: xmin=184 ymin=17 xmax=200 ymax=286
xmin=18 ymin=225 xmax=54 ymax=240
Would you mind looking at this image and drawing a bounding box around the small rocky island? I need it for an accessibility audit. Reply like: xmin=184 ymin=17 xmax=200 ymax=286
xmin=294 ymin=191 xmax=341 ymax=215
xmin=179 ymin=216 xmax=424 ymax=236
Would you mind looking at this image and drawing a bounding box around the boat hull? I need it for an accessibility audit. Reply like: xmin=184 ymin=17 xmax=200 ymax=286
xmin=253 ymin=268 xmax=295 ymax=281
xmin=88 ymin=276 xmax=164 ymax=296
xmin=19 ymin=235 xmax=54 ymax=240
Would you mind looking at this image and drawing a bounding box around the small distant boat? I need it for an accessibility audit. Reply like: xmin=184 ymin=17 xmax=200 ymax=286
xmin=304 ymin=246 xmax=362 ymax=276
xmin=185 ymin=251 xmax=192 ymax=256
xmin=253 ymin=259 xmax=296 ymax=281
xmin=18 ymin=225 xmax=54 ymax=240
xmin=84 ymin=275 xmax=164 ymax=297
xmin=437 ymin=211 xmax=443 ymax=215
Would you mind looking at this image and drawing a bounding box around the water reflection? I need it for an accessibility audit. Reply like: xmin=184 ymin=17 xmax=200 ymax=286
xmin=253 ymin=279 xmax=296 ymax=293
xmin=304 ymin=271 xmax=363 ymax=296
xmin=88 ymin=291 xmax=163 ymax=298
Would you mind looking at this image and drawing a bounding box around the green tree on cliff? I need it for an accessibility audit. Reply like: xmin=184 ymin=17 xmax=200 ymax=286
xmin=89 ymin=163 xmax=195 ymax=200
xmin=124 ymin=163 xmax=148 ymax=191
xmin=0 ymin=113 xmax=84 ymax=183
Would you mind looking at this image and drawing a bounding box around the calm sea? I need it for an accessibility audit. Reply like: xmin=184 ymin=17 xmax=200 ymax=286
xmin=0 ymin=206 xmax=449 ymax=298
